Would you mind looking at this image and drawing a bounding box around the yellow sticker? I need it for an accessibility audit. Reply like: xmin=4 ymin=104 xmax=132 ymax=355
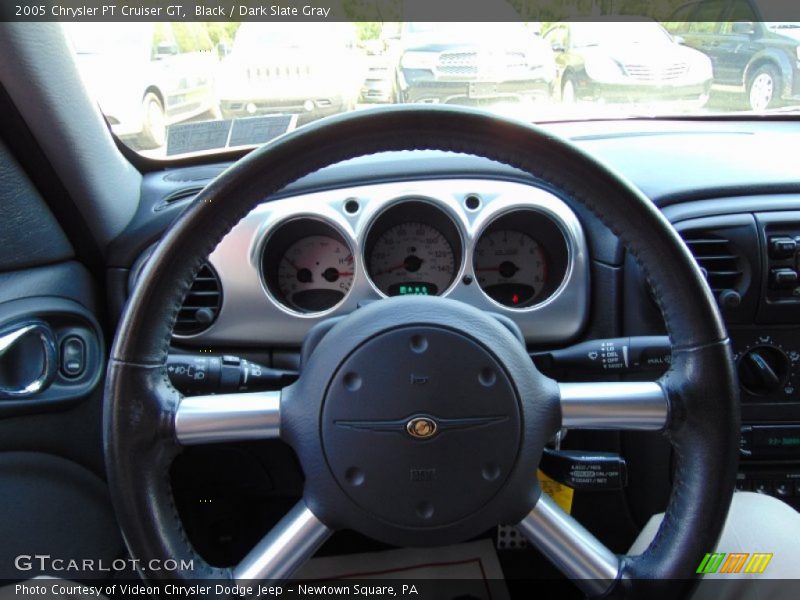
xmin=537 ymin=469 xmax=574 ymax=514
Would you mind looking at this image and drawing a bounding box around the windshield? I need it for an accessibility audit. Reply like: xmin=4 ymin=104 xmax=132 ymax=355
xmin=62 ymin=17 xmax=800 ymax=159
xmin=569 ymin=22 xmax=674 ymax=47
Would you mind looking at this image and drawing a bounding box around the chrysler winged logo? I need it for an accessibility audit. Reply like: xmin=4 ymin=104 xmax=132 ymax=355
xmin=406 ymin=417 xmax=438 ymax=439
xmin=335 ymin=413 xmax=507 ymax=440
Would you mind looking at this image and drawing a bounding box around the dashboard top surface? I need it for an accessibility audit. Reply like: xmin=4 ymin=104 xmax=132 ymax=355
xmin=119 ymin=118 xmax=800 ymax=270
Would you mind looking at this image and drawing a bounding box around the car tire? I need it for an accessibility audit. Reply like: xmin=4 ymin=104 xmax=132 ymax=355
xmin=561 ymin=76 xmax=577 ymax=104
xmin=138 ymin=92 xmax=167 ymax=150
xmin=747 ymin=64 xmax=780 ymax=111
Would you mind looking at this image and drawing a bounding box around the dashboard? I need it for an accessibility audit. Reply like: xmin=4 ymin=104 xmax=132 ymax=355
xmin=114 ymin=119 xmax=800 ymax=559
xmin=167 ymin=179 xmax=588 ymax=345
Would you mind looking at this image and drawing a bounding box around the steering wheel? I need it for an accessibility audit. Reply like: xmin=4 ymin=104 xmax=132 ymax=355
xmin=105 ymin=106 xmax=739 ymax=598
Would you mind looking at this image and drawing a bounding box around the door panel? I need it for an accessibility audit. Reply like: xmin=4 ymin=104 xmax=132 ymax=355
xmin=0 ymin=129 xmax=121 ymax=581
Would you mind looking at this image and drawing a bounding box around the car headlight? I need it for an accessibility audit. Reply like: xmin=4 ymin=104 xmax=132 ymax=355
xmin=585 ymin=56 xmax=624 ymax=83
xmin=401 ymin=51 xmax=438 ymax=70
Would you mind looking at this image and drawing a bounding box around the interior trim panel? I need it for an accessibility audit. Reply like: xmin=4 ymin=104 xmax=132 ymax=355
xmin=173 ymin=179 xmax=589 ymax=346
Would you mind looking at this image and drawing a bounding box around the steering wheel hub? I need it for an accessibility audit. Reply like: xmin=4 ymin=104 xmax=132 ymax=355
xmin=281 ymin=296 xmax=558 ymax=546
xmin=321 ymin=325 xmax=522 ymax=528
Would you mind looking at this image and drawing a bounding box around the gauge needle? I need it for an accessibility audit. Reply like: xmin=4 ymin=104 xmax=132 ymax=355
xmin=375 ymin=262 xmax=407 ymax=275
xmin=283 ymin=258 xmax=313 ymax=283
xmin=376 ymin=256 xmax=424 ymax=275
xmin=476 ymin=261 xmax=520 ymax=278
xmin=284 ymin=257 xmax=302 ymax=271
xmin=322 ymin=267 xmax=353 ymax=283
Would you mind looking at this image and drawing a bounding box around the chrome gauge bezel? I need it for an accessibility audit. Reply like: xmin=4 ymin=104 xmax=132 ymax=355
xmin=188 ymin=179 xmax=589 ymax=345
xmin=258 ymin=216 xmax=357 ymax=317
xmin=470 ymin=206 xmax=572 ymax=311
xmin=360 ymin=197 xmax=466 ymax=299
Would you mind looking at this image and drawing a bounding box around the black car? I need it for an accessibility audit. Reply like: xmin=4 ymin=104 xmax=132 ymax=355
xmin=667 ymin=0 xmax=800 ymax=110
xmin=393 ymin=22 xmax=556 ymax=106
xmin=543 ymin=21 xmax=713 ymax=106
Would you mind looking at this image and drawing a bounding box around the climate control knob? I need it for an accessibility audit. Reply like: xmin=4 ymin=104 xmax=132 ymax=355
xmin=737 ymin=346 xmax=790 ymax=395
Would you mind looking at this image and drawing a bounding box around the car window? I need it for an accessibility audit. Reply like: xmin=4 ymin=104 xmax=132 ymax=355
xmin=570 ymin=22 xmax=674 ymax=47
xmin=666 ymin=2 xmax=701 ymax=31
xmin=673 ymin=0 xmax=727 ymax=32
xmin=61 ymin=12 xmax=800 ymax=159
xmin=720 ymin=0 xmax=759 ymax=32
xmin=544 ymin=25 xmax=569 ymax=49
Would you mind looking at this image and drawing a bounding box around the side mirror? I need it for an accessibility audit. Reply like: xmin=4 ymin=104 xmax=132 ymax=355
xmin=732 ymin=21 xmax=756 ymax=35
xmin=673 ymin=35 xmax=686 ymax=45
xmin=217 ymin=41 xmax=230 ymax=58
xmin=154 ymin=42 xmax=178 ymax=59
xmin=551 ymin=42 xmax=566 ymax=53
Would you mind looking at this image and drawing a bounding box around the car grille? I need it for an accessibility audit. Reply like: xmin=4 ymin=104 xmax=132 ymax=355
xmin=437 ymin=51 xmax=530 ymax=76
xmin=623 ymin=62 xmax=689 ymax=82
xmin=246 ymin=65 xmax=313 ymax=81
xmin=438 ymin=52 xmax=479 ymax=76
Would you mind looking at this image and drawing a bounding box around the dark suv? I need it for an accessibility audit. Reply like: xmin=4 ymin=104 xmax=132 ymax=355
xmin=667 ymin=0 xmax=800 ymax=110
xmin=393 ymin=22 xmax=556 ymax=106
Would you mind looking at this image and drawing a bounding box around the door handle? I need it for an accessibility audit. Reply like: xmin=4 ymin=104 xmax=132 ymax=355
xmin=0 ymin=320 xmax=58 ymax=398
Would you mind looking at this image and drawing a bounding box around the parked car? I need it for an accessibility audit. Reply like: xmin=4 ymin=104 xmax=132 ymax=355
xmin=543 ymin=20 xmax=713 ymax=106
xmin=666 ymin=0 xmax=800 ymax=110
xmin=360 ymin=54 xmax=394 ymax=104
xmin=393 ymin=22 xmax=556 ymax=106
xmin=66 ymin=23 xmax=218 ymax=149
xmin=217 ymin=23 xmax=363 ymax=124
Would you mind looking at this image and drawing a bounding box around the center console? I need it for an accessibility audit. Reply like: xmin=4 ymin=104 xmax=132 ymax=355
xmin=671 ymin=205 xmax=800 ymax=509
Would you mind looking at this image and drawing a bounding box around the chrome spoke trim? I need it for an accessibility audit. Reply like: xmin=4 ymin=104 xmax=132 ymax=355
xmin=233 ymin=500 xmax=331 ymax=583
xmin=174 ymin=390 xmax=280 ymax=445
xmin=518 ymin=494 xmax=620 ymax=596
xmin=558 ymin=381 xmax=668 ymax=430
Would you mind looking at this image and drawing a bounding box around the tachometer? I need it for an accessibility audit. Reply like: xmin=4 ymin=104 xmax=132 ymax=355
xmin=474 ymin=230 xmax=546 ymax=307
xmin=277 ymin=235 xmax=354 ymax=311
xmin=368 ymin=222 xmax=456 ymax=296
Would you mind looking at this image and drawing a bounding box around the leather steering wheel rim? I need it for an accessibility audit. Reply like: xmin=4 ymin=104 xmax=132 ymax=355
xmin=105 ymin=105 xmax=739 ymax=598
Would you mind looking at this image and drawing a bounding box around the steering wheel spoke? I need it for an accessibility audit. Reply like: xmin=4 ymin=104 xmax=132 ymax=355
xmin=174 ymin=390 xmax=281 ymax=445
xmin=233 ymin=500 xmax=332 ymax=583
xmin=518 ymin=493 xmax=620 ymax=596
xmin=558 ymin=381 xmax=669 ymax=431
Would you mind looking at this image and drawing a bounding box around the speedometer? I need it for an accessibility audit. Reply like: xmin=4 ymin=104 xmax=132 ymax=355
xmin=368 ymin=222 xmax=456 ymax=296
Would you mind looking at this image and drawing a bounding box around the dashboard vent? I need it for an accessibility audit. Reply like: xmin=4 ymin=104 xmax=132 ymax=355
xmin=681 ymin=232 xmax=744 ymax=294
xmin=174 ymin=263 xmax=222 ymax=336
xmin=163 ymin=166 xmax=226 ymax=182
xmin=165 ymin=186 xmax=204 ymax=203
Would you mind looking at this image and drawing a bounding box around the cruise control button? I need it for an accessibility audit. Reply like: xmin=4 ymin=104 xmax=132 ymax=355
xmin=60 ymin=336 xmax=85 ymax=378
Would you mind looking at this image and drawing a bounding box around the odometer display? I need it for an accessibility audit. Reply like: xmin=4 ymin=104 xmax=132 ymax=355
xmin=368 ymin=222 xmax=456 ymax=296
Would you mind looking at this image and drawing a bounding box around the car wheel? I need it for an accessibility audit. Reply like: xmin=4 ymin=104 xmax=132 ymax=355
xmin=747 ymin=64 xmax=780 ymax=111
xmin=561 ymin=76 xmax=577 ymax=104
xmin=138 ymin=92 xmax=167 ymax=149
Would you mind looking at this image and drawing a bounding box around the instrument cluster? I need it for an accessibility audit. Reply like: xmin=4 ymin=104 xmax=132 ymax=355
xmin=191 ymin=179 xmax=589 ymax=345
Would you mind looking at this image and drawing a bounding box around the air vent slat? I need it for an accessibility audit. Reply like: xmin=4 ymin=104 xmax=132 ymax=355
xmin=681 ymin=230 xmax=745 ymax=300
xmin=173 ymin=264 xmax=222 ymax=336
xmin=693 ymin=255 xmax=739 ymax=261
